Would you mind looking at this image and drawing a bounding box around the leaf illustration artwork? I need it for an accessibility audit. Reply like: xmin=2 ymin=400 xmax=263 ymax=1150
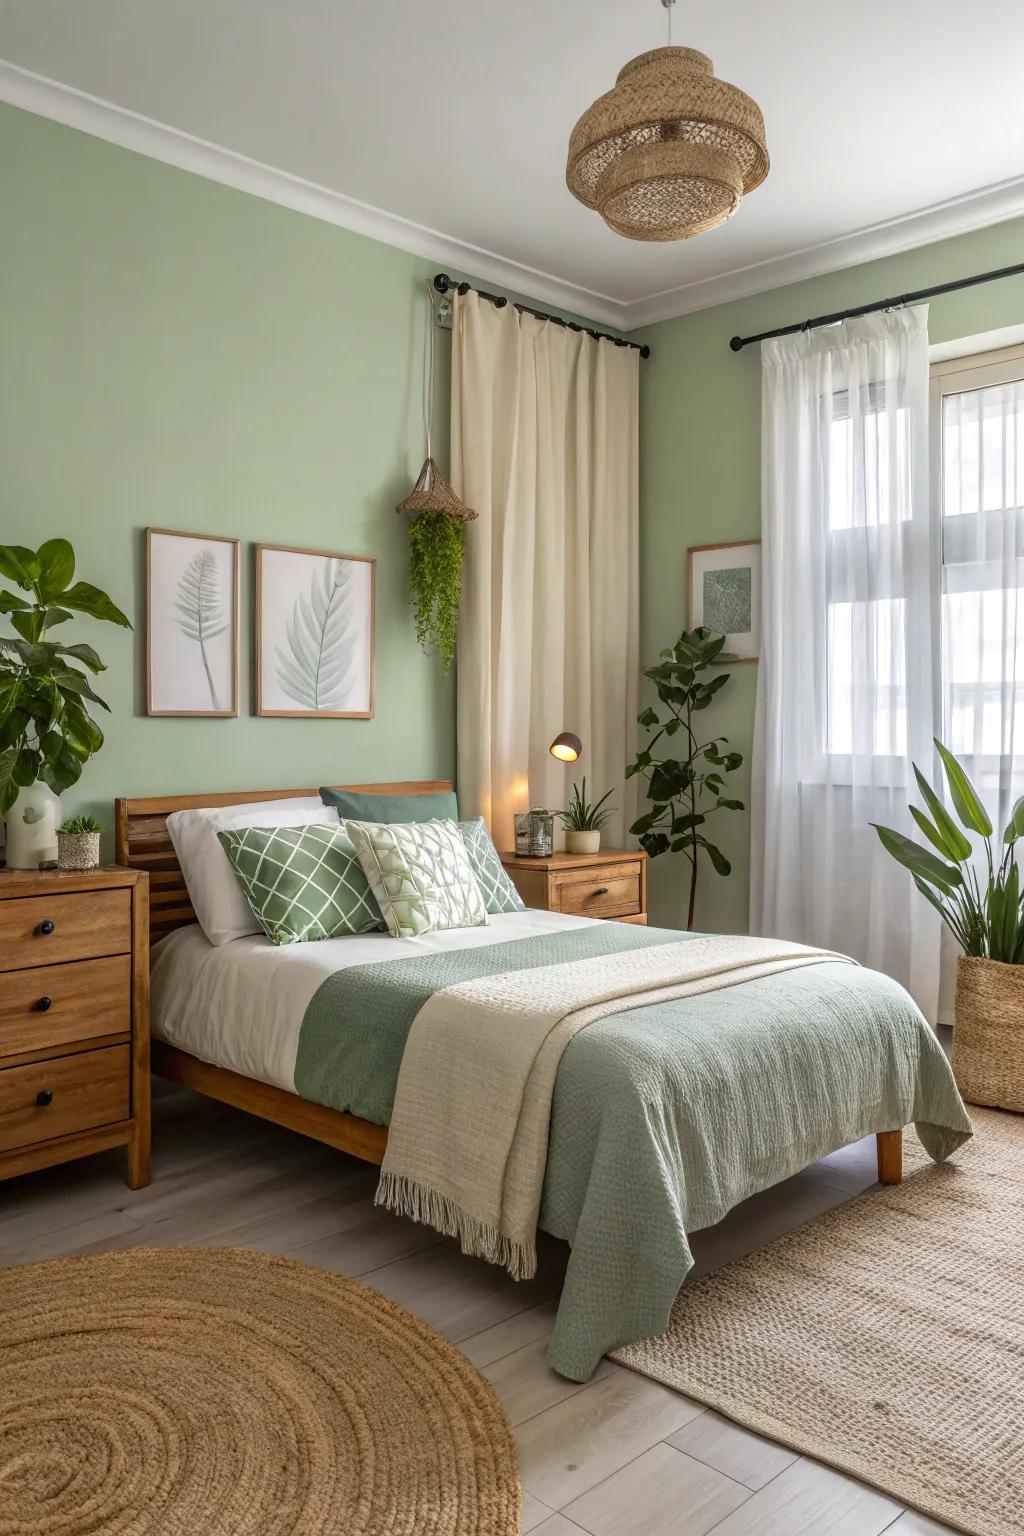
xmin=174 ymin=550 xmax=229 ymax=710
xmin=275 ymin=559 xmax=362 ymax=711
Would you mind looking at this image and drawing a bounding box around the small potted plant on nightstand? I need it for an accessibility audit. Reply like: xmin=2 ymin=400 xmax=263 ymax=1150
xmin=556 ymin=778 xmax=615 ymax=855
xmin=56 ymin=814 xmax=103 ymax=871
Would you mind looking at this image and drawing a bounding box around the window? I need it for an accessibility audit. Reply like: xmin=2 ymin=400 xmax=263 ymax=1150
xmin=824 ymin=380 xmax=917 ymax=763
xmin=933 ymin=347 xmax=1024 ymax=769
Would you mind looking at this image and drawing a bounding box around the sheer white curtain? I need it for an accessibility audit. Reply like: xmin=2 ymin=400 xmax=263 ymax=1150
xmin=750 ymin=307 xmax=943 ymax=1018
xmin=936 ymin=352 xmax=1024 ymax=1008
xmin=450 ymin=290 xmax=639 ymax=849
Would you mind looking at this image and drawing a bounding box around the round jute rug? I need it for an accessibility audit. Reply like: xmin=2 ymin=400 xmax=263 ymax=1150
xmin=0 ymin=1245 xmax=520 ymax=1536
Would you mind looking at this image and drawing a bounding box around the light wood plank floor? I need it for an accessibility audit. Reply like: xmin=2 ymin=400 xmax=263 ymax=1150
xmin=0 ymin=1083 xmax=959 ymax=1536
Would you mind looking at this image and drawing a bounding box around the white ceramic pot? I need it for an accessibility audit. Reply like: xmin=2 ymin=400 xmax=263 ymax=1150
xmin=4 ymin=782 xmax=61 ymax=869
xmin=566 ymin=829 xmax=601 ymax=855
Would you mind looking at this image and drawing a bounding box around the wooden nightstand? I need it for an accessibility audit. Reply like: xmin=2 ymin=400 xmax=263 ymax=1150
xmin=0 ymin=866 xmax=150 ymax=1188
xmin=500 ymin=848 xmax=648 ymax=924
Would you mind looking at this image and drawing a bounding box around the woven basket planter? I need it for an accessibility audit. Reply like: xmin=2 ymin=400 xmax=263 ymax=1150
xmin=57 ymin=830 xmax=101 ymax=872
xmin=952 ymin=955 xmax=1024 ymax=1112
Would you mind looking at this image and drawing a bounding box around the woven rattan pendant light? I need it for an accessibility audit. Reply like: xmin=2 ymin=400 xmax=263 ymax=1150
xmin=396 ymin=282 xmax=476 ymax=523
xmin=566 ymin=0 xmax=768 ymax=242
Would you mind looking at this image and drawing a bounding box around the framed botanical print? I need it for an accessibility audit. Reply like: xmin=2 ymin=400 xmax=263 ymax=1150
xmin=688 ymin=539 xmax=762 ymax=662
xmin=147 ymin=528 xmax=240 ymax=716
xmin=256 ymin=543 xmax=376 ymax=718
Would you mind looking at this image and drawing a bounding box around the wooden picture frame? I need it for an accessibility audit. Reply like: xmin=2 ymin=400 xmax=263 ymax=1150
xmin=256 ymin=543 xmax=376 ymax=719
xmin=147 ymin=528 xmax=240 ymax=716
xmin=688 ymin=539 xmax=761 ymax=663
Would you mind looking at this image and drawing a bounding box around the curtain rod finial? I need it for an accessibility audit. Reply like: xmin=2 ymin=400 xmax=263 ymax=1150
xmin=729 ymin=336 xmax=744 ymax=352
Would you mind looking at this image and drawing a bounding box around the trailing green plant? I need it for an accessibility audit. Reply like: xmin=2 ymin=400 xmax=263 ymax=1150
xmin=872 ymin=739 xmax=1024 ymax=963
xmin=0 ymin=539 xmax=130 ymax=816
xmin=408 ymin=510 xmax=466 ymax=672
xmin=626 ymin=627 xmax=744 ymax=929
xmin=555 ymin=778 xmax=615 ymax=833
xmin=58 ymin=814 xmax=104 ymax=835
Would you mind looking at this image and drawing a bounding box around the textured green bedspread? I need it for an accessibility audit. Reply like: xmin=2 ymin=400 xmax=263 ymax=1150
xmin=295 ymin=924 xmax=972 ymax=1380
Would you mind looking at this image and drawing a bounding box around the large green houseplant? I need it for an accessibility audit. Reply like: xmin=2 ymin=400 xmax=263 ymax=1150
xmin=0 ymin=539 xmax=130 ymax=866
xmin=872 ymin=739 xmax=1024 ymax=1111
xmin=626 ymin=627 xmax=744 ymax=929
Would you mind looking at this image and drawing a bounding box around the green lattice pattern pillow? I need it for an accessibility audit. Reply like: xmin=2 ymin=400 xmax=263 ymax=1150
xmin=217 ymin=823 xmax=384 ymax=945
xmin=459 ymin=818 xmax=525 ymax=915
xmin=348 ymin=819 xmax=489 ymax=939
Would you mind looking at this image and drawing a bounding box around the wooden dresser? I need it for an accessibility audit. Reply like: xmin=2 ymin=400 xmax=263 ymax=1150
xmin=500 ymin=848 xmax=647 ymax=924
xmin=0 ymin=866 xmax=150 ymax=1188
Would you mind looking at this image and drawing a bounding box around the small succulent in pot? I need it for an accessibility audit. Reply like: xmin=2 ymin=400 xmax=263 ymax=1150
xmin=56 ymin=814 xmax=103 ymax=871
xmin=556 ymin=778 xmax=615 ymax=854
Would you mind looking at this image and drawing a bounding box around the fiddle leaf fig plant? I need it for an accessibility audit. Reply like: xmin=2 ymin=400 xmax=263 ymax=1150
xmin=626 ymin=627 xmax=744 ymax=929
xmin=0 ymin=539 xmax=130 ymax=815
xmin=408 ymin=510 xmax=466 ymax=672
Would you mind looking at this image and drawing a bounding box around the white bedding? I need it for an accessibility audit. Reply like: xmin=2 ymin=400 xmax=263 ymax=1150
xmin=151 ymin=909 xmax=596 ymax=1096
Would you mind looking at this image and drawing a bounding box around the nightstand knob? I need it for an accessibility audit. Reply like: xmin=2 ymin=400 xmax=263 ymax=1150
xmin=36 ymin=996 xmax=53 ymax=1012
xmin=593 ymin=887 xmax=609 ymax=896
xmin=36 ymin=919 xmax=55 ymax=936
xmin=35 ymin=1089 xmax=53 ymax=1107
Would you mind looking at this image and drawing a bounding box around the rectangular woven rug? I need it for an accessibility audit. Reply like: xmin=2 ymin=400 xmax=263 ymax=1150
xmin=614 ymin=1108 xmax=1024 ymax=1536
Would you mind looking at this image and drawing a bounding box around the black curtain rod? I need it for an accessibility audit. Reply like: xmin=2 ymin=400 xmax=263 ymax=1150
xmin=432 ymin=273 xmax=651 ymax=358
xmin=728 ymin=260 xmax=1024 ymax=353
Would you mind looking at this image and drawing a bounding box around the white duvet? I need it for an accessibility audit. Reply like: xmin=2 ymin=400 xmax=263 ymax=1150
xmin=151 ymin=909 xmax=596 ymax=1096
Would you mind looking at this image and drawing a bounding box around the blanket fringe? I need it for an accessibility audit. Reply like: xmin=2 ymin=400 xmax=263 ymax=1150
xmin=375 ymin=1170 xmax=537 ymax=1281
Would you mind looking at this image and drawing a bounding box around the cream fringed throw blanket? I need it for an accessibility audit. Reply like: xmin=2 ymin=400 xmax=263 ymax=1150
xmin=376 ymin=934 xmax=854 ymax=1279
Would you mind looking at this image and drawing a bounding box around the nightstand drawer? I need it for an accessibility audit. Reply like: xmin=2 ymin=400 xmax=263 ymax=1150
xmin=0 ymin=890 xmax=131 ymax=972
xmin=554 ymin=863 xmax=642 ymax=917
xmin=0 ymin=956 xmax=131 ymax=1061
xmin=0 ymin=1044 xmax=130 ymax=1153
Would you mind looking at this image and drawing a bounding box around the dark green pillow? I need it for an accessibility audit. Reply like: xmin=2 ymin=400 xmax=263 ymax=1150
xmin=319 ymin=787 xmax=459 ymax=824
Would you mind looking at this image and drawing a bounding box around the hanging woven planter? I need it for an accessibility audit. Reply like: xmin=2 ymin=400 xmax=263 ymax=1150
xmin=395 ymin=457 xmax=476 ymax=523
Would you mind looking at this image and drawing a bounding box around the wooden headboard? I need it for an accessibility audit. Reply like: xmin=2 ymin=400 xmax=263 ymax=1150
xmin=115 ymin=781 xmax=453 ymax=943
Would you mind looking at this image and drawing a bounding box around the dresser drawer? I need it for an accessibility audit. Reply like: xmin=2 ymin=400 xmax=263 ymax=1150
xmin=0 ymin=955 xmax=131 ymax=1060
xmin=0 ymin=1044 xmax=130 ymax=1153
xmin=0 ymin=890 xmax=131 ymax=972
xmin=554 ymin=862 xmax=642 ymax=918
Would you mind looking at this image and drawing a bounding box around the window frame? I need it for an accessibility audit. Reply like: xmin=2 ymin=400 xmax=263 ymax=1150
xmin=930 ymin=343 xmax=1024 ymax=773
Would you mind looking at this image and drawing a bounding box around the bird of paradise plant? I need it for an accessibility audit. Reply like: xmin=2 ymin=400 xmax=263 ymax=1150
xmin=872 ymin=740 xmax=1024 ymax=963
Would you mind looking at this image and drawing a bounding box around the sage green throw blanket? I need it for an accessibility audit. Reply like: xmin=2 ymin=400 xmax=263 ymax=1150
xmin=295 ymin=923 xmax=972 ymax=1380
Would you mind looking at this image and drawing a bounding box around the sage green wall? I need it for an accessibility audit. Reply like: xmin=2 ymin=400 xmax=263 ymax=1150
xmin=639 ymin=216 xmax=1024 ymax=933
xmin=0 ymin=102 xmax=458 ymax=851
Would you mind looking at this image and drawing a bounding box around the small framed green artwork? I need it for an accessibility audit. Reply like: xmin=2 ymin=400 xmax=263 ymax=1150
xmin=688 ymin=540 xmax=761 ymax=661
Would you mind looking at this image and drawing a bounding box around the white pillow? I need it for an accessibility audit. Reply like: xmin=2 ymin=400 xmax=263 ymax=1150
xmin=167 ymin=797 xmax=338 ymax=946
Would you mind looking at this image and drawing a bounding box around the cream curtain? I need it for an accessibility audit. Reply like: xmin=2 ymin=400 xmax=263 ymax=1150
xmin=451 ymin=290 xmax=639 ymax=849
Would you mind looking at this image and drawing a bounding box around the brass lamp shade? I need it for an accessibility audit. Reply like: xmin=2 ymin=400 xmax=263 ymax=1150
xmin=550 ymin=732 xmax=583 ymax=763
xmin=566 ymin=45 xmax=768 ymax=242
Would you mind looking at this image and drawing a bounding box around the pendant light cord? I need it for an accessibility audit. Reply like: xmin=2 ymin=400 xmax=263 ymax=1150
xmin=423 ymin=278 xmax=435 ymax=461
xmin=662 ymin=0 xmax=675 ymax=45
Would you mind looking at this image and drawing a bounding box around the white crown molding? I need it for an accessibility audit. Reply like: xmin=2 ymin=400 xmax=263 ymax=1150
xmin=3 ymin=58 xmax=1023 ymax=337
xmin=0 ymin=59 xmax=631 ymax=330
xmin=625 ymin=176 xmax=1024 ymax=330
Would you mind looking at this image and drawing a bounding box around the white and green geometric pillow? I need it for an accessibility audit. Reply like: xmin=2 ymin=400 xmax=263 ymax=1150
xmin=348 ymin=819 xmax=489 ymax=939
xmin=217 ymin=823 xmax=384 ymax=945
xmin=459 ymin=818 xmax=525 ymax=915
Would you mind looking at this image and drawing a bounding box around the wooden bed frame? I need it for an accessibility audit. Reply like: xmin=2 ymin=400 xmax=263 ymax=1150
xmin=115 ymin=781 xmax=903 ymax=1186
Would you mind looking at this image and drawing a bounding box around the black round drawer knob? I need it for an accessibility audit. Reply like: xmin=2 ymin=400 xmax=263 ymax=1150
xmin=35 ymin=1090 xmax=53 ymax=1108
xmin=36 ymin=996 xmax=53 ymax=1012
xmin=593 ymin=887 xmax=609 ymax=897
xmin=36 ymin=919 xmax=55 ymax=936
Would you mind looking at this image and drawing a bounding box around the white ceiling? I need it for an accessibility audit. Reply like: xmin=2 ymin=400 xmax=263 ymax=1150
xmin=2 ymin=0 xmax=1023 ymax=330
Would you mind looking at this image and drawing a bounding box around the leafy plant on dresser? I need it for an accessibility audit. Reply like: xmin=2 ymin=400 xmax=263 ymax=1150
xmin=0 ymin=539 xmax=130 ymax=814
xmin=626 ymin=627 xmax=743 ymax=929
